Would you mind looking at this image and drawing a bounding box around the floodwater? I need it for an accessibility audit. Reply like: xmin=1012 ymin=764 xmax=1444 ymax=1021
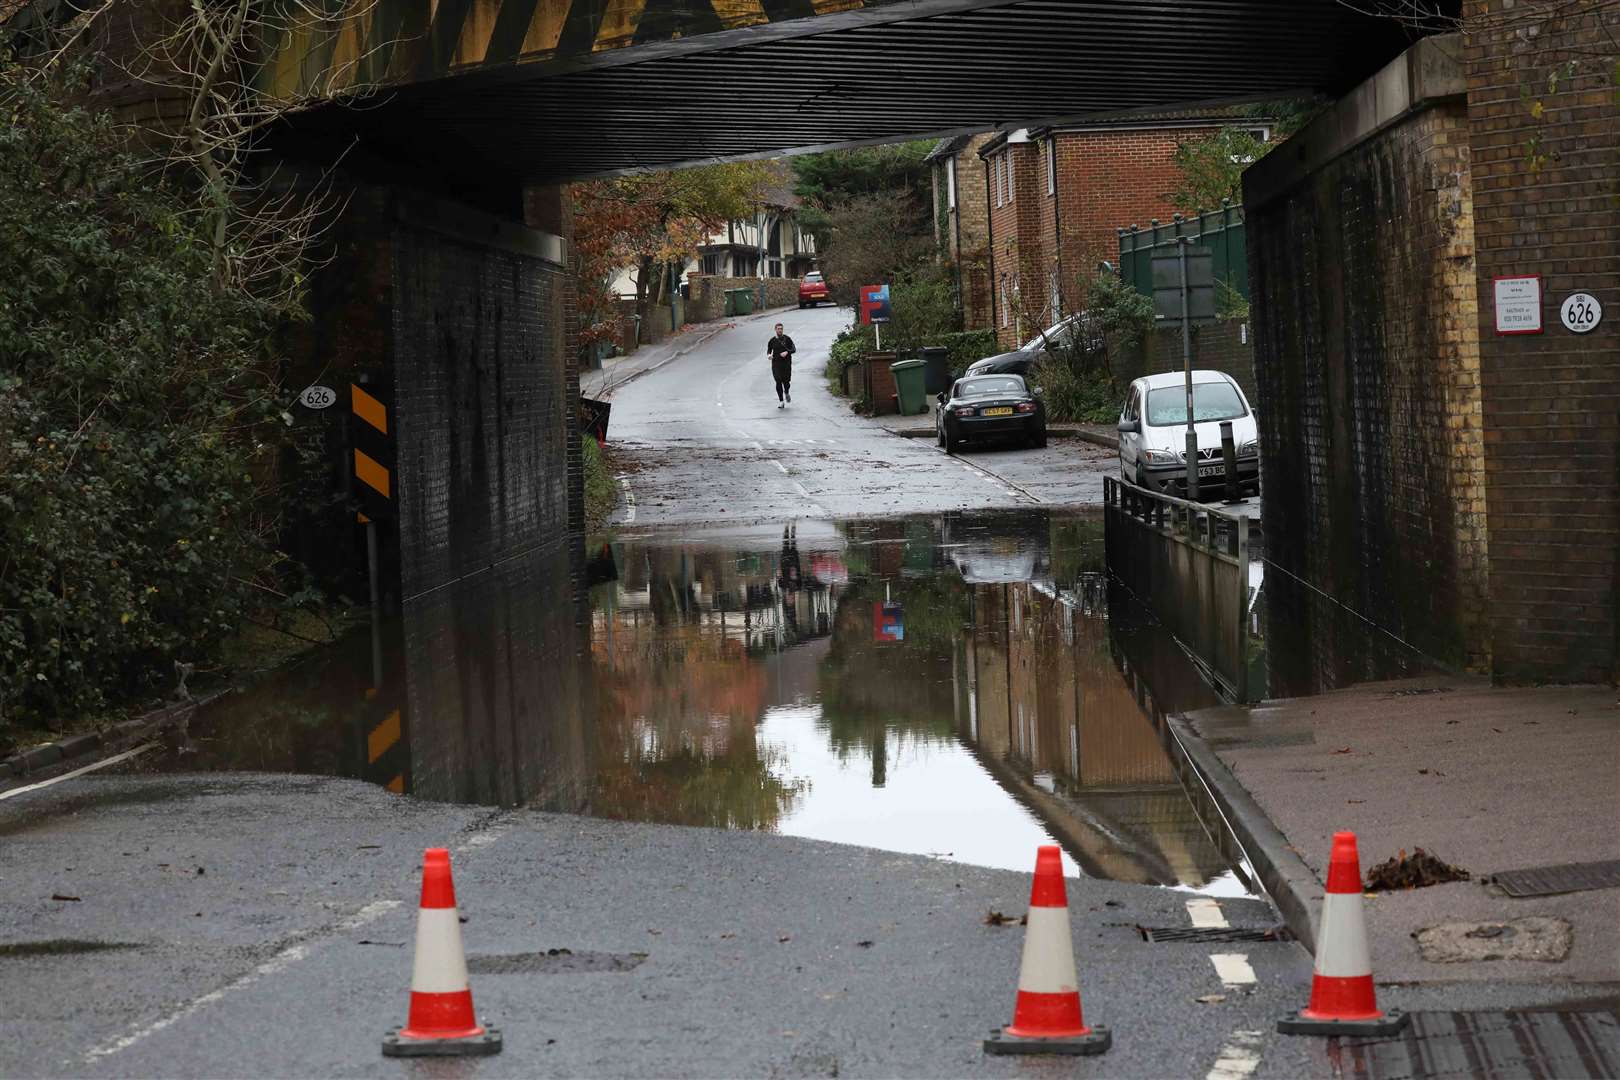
xmin=132 ymin=508 xmax=1250 ymax=896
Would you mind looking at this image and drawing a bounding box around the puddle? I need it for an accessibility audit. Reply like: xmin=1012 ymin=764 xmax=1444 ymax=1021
xmin=129 ymin=509 xmax=1251 ymax=894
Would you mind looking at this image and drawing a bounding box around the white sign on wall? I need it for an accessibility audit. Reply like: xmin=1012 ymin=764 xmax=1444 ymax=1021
xmin=298 ymin=385 xmax=338 ymax=409
xmin=1559 ymin=292 xmax=1603 ymax=334
xmin=1493 ymin=276 xmax=1542 ymax=335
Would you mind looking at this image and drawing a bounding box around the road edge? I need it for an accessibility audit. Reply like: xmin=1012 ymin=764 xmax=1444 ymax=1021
xmin=1167 ymin=708 xmax=1323 ymax=953
xmin=0 ymin=692 xmax=227 ymax=790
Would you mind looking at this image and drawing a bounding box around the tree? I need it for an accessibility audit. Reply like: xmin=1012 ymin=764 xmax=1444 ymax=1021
xmin=570 ymin=162 xmax=770 ymax=344
xmin=1169 ymin=100 xmax=1319 ymax=213
xmin=813 ymin=189 xmax=935 ymax=311
xmin=790 ymin=140 xmax=935 ymax=242
xmin=0 ymin=61 xmax=287 ymax=732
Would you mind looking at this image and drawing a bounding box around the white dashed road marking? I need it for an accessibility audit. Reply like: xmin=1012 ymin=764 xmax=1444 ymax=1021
xmin=1206 ymin=1029 xmax=1264 ymax=1080
xmin=1186 ymin=898 xmax=1229 ymax=929
xmin=1209 ymin=953 xmax=1257 ymax=988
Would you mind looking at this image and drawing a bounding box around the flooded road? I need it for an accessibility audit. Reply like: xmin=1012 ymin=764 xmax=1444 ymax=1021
xmin=132 ymin=509 xmax=1247 ymax=895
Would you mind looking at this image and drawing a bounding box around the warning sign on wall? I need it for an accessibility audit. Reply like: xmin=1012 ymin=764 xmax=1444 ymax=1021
xmin=1493 ymin=276 xmax=1543 ymax=335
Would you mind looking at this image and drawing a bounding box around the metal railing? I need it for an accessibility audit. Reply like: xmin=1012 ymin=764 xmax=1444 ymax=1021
xmin=1103 ymin=476 xmax=1252 ymax=702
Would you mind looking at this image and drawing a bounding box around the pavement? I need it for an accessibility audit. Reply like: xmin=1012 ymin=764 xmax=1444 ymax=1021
xmin=880 ymin=408 xmax=1120 ymax=452
xmin=603 ymin=304 xmax=1121 ymax=527
xmin=1177 ymin=675 xmax=1620 ymax=987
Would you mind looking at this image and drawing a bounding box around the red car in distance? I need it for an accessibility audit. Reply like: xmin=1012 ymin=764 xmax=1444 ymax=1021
xmin=798 ymin=271 xmax=829 ymax=308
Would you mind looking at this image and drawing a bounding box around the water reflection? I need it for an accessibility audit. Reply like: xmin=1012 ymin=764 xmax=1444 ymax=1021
xmin=143 ymin=512 xmax=1245 ymax=890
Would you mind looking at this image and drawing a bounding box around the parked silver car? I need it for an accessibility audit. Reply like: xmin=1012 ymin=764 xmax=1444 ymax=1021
xmin=1117 ymin=371 xmax=1260 ymax=499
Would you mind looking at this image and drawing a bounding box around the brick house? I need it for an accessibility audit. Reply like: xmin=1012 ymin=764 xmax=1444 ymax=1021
xmin=977 ymin=111 xmax=1270 ymax=347
xmin=927 ymin=133 xmax=996 ymax=331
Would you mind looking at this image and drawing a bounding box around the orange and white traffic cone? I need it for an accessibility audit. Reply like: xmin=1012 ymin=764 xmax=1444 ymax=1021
xmin=984 ymin=845 xmax=1111 ymax=1056
xmin=1278 ymin=831 xmax=1407 ymax=1036
xmin=382 ymin=848 xmax=503 ymax=1057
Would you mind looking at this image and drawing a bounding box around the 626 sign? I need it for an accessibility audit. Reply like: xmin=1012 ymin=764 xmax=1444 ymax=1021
xmin=1559 ymin=293 xmax=1603 ymax=334
xmin=298 ymin=385 xmax=338 ymax=409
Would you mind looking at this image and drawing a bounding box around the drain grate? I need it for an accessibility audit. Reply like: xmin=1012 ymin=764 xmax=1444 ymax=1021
xmin=466 ymin=949 xmax=646 ymax=975
xmin=1488 ymin=859 xmax=1620 ymax=898
xmin=1331 ymin=1009 xmax=1620 ymax=1079
xmin=1135 ymin=925 xmax=1293 ymax=944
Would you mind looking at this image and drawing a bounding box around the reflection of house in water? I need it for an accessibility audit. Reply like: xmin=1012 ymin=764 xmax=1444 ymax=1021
xmin=957 ymin=579 xmax=1231 ymax=889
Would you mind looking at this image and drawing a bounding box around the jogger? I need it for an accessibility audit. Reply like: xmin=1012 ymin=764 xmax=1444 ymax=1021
xmin=767 ymin=323 xmax=795 ymax=408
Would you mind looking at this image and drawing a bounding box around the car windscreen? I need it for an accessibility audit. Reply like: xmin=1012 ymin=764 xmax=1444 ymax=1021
xmin=804 ymin=273 xmax=822 ymax=282
xmin=1146 ymin=382 xmax=1246 ymax=426
xmin=959 ymin=377 xmax=1024 ymax=398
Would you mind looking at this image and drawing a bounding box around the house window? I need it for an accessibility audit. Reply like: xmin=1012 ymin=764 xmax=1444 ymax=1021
xmin=1045 ymin=140 xmax=1055 ymax=196
xmin=702 ymin=252 xmax=721 ymax=275
xmin=947 ymin=158 xmax=957 ymax=210
xmin=1006 ymin=154 xmax=1013 ymax=204
xmin=993 ymin=158 xmax=1002 ymax=208
xmin=999 ymin=276 xmax=1010 ymax=327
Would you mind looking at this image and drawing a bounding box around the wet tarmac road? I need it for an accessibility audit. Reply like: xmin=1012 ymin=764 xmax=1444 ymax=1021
xmin=603 ymin=305 xmax=1114 ymax=527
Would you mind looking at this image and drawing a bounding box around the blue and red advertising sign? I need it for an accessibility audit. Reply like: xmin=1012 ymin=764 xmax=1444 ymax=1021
xmin=872 ymin=601 xmax=904 ymax=643
xmin=859 ymin=284 xmax=891 ymax=325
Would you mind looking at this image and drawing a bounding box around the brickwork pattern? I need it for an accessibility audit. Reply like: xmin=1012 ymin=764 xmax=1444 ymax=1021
xmin=391 ymin=226 xmax=572 ymax=599
xmin=987 ymin=141 xmax=1050 ymax=348
xmin=1112 ymin=320 xmax=1258 ymax=405
xmin=1463 ymin=0 xmax=1619 ymax=683
xmin=1054 ymin=126 xmax=1221 ymax=314
xmin=1248 ymin=99 xmax=1489 ymax=690
xmin=950 ymin=137 xmax=995 ymax=330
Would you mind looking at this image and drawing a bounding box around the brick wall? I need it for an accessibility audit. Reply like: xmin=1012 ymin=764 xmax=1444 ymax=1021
xmin=1112 ymin=319 xmax=1257 ymax=405
xmin=986 ymin=139 xmax=1050 ymax=348
xmin=950 ymin=135 xmax=995 ymax=330
xmin=1246 ymin=43 xmax=1488 ymax=691
xmin=1463 ymin=0 xmax=1619 ymax=684
xmin=1053 ymin=125 xmax=1221 ymax=314
xmin=685 ymin=274 xmax=801 ymax=322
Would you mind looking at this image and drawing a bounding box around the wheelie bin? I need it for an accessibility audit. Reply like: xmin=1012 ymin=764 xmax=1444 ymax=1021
xmin=890 ymin=357 xmax=927 ymax=416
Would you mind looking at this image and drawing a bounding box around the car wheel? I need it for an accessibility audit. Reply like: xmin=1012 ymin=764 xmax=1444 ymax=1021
xmin=1030 ymin=426 xmax=1047 ymax=450
xmin=944 ymin=430 xmax=959 ymax=454
xmin=1134 ymin=464 xmax=1147 ymax=489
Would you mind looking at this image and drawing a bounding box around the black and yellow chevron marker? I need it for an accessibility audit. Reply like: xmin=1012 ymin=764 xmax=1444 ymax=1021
xmin=351 ymin=382 xmax=394 ymax=522
xmin=367 ymin=708 xmax=402 ymax=764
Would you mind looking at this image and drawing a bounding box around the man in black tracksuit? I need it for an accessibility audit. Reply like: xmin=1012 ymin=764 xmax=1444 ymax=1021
xmin=767 ymin=323 xmax=795 ymax=408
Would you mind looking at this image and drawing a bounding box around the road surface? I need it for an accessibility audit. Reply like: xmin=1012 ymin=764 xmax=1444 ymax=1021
xmin=601 ymin=305 xmax=1115 ymax=527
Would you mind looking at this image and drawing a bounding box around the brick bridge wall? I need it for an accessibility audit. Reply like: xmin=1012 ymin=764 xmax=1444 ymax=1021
xmin=1245 ymin=36 xmax=1489 ymax=692
xmin=1463 ymin=0 xmax=1619 ymax=684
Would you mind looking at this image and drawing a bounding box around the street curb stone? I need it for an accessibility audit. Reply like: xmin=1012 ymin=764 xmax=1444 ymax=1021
xmin=1167 ymin=710 xmax=1323 ymax=953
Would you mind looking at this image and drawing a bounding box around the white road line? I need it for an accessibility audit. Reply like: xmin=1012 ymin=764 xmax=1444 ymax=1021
xmin=772 ymin=460 xmax=790 ymax=474
xmin=83 ymin=899 xmax=401 ymax=1063
xmin=0 ymin=743 xmax=159 ymax=802
xmin=1206 ymin=1029 xmax=1264 ymax=1080
xmin=614 ymin=475 xmax=637 ymax=524
xmin=1209 ymin=953 xmax=1257 ymax=988
xmin=1187 ymin=898 xmax=1229 ymax=929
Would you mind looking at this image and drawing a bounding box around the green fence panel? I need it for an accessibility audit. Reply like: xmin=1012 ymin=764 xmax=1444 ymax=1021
xmin=1116 ymin=205 xmax=1247 ymax=304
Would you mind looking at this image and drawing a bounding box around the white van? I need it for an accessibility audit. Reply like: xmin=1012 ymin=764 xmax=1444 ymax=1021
xmin=1117 ymin=371 xmax=1260 ymax=499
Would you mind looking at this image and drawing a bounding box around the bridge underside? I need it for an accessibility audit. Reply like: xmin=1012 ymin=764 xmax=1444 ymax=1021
xmin=292 ymin=0 xmax=1434 ymax=183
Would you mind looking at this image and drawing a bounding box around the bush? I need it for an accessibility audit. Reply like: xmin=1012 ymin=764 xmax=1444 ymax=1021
xmin=1034 ymin=359 xmax=1121 ymax=424
xmin=582 ymin=435 xmax=617 ymax=530
xmin=1 ymin=65 xmax=286 ymax=731
xmin=936 ymin=330 xmax=998 ymax=379
xmin=825 ymin=327 xmax=871 ymax=394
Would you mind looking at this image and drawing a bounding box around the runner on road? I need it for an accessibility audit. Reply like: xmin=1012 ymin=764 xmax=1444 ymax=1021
xmin=767 ymin=323 xmax=795 ymax=408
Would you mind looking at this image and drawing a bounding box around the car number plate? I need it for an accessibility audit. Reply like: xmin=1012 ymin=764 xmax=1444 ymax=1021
xmin=983 ymin=407 xmax=1014 ymax=417
xmin=1197 ymin=465 xmax=1223 ymax=477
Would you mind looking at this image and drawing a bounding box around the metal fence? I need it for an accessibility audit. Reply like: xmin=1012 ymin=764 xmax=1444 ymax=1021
xmin=1103 ymin=476 xmax=1252 ymax=702
xmin=1117 ymin=203 xmax=1246 ymax=304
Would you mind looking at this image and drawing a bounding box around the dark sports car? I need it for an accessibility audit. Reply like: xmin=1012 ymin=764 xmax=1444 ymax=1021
xmin=935 ymin=374 xmax=1046 ymax=453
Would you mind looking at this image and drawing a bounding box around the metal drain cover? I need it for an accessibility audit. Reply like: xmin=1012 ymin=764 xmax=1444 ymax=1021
xmin=1331 ymin=1009 xmax=1620 ymax=1079
xmin=1136 ymin=926 xmax=1293 ymax=944
xmin=466 ymin=949 xmax=646 ymax=975
xmin=1488 ymin=859 xmax=1620 ymax=898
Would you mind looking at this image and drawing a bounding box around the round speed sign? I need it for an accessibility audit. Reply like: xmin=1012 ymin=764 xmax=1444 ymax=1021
xmin=1559 ymin=292 xmax=1602 ymax=334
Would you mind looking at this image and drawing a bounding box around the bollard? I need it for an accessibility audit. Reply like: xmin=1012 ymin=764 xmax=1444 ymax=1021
xmin=1185 ymin=430 xmax=1200 ymax=502
xmin=1220 ymin=421 xmax=1241 ymax=505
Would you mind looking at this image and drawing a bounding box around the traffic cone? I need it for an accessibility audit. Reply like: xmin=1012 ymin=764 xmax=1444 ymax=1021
xmin=984 ymin=845 xmax=1111 ymax=1056
xmin=381 ymin=848 xmax=503 ymax=1057
xmin=1278 ymin=831 xmax=1408 ymax=1036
